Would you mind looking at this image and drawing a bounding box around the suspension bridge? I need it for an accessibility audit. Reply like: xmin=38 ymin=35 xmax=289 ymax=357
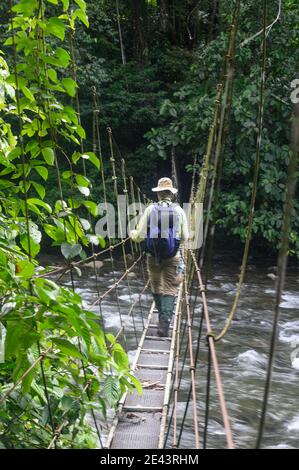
xmin=1 ymin=0 xmax=296 ymax=450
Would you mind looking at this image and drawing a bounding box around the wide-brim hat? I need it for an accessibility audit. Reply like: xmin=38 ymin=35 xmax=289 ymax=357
xmin=152 ymin=177 xmax=178 ymax=194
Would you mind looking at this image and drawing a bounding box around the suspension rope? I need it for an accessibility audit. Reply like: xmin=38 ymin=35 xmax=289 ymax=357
xmin=190 ymin=250 xmax=234 ymax=448
xmin=182 ymin=269 xmax=200 ymax=449
xmin=203 ymin=346 xmax=212 ymax=449
xmin=177 ymin=296 xmax=205 ymax=448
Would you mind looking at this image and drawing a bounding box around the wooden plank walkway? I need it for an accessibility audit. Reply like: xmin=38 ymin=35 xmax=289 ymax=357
xmin=106 ymin=286 xmax=182 ymax=449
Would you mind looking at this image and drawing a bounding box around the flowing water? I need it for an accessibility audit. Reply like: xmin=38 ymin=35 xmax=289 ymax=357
xmin=43 ymin=253 xmax=299 ymax=449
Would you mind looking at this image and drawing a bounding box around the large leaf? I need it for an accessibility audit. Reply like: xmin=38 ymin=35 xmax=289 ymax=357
xmin=16 ymin=260 xmax=35 ymax=279
xmin=52 ymin=338 xmax=85 ymax=360
xmin=55 ymin=47 xmax=71 ymax=68
xmin=61 ymin=78 xmax=78 ymax=97
xmin=27 ymin=198 xmax=52 ymax=213
xmin=34 ymin=166 xmax=48 ymax=181
xmin=47 ymin=18 xmax=66 ymax=41
xmin=61 ymin=242 xmax=82 ymax=260
xmin=82 ymin=152 xmax=100 ymax=170
xmin=112 ymin=343 xmax=129 ymax=370
xmin=41 ymin=147 xmax=55 ymax=166
xmin=103 ymin=376 xmax=121 ymax=408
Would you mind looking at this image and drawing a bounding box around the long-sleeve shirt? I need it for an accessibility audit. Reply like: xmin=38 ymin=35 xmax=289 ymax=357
xmin=130 ymin=197 xmax=189 ymax=245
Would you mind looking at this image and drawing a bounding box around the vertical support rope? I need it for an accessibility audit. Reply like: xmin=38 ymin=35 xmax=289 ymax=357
xmin=183 ymin=271 xmax=200 ymax=449
xmin=108 ymin=127 xmax=140 ymax=347
xmin=203 ymin=346 xmax=211 ymax=449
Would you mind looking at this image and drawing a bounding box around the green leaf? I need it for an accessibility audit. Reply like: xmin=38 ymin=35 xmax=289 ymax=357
xmin=19 ymin=221 xmax=41 ymax=257
xmin=74 ymin=0 xmax=87 ymax=11
xmin=20 ymin=235 xmax=40 ymax=258
xmin=8 ymin=147 xmax=21 ymax=161
xmin=52 ymin=338 xmax=85 ymax=359
xmin=32 ymin=181 xmax=46 ymax=199
xmin=61 ymin=242 xmax=82 ymax=260
xmin=25 ymin=139 xmax=39 ymax=157
xmin=103 ymin=376 xmax=121 ymax=408
xmin=83 ymin=201 xmax=98 ymax=217
xmin=35 ymin=166 xmax=48 ymax=181
xmin=61 ymin=78 xmax=78 ymax=97
xmin=82 ymin=152 xmax=100 ymax=170
xmin=72 ymin=8 xmax=89 ymax=27
xmin=27 ymin=198 xmax=52 ymax=213
xmin=61 ymin=396 xmax=74 ymax=411
xmin=47 ymin=18 xmax=66 ymax=41
xmin=47 ymin=68 xmax=58 ymax=83
xmin=22 ymin=86 xmax=35 ymax=102
xmin=127 ymin=374 xmax=143 ymax=396
xmin=75 ymin=174 xmax=90 ymax=187
xmin=61 ymin=0 xmax=70 ymax=11
xmin=42 ymin=147 xmax=55 ymax=165
xmin=112 ymin=343 xmax=129 ymax=370
xmin=55 ymin=47 xmax=71 ymax=68
xmin=12 ymin=0 xmax=38 ymax=16
xmin=16 ymin=260 xmax=35 ymax=279
xmin=62 ymin=170 xmax=72 ymax=180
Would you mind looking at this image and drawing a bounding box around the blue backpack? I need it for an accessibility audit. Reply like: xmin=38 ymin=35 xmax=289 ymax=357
xmin=146 ymin=203 xmax=180 ymax=262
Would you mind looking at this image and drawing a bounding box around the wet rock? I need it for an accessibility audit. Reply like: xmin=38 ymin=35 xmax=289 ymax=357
xmin=267 ymin=273 xmax=277 ymax=280
xmin=84 ymin=260 xmax=104 ymax=269
xmin=127 ymin=272 xmax=137 ymax=279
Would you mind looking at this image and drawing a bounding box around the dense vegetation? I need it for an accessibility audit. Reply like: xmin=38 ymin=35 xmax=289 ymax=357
xmin=0 ymin=0 xmax=140 ymax=449
xmin=52 ymin=0 xmax=299 ymax=256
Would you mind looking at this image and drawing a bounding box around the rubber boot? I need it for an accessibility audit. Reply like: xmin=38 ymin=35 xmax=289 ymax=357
xmin=152 ymin=293 xmax=162 ymax=315
xmin=157 ymin=295 xmax=176 ymax=337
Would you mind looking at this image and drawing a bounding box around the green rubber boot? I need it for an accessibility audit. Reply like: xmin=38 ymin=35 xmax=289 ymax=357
xmin=157 ymin=295 xmax=176 ymax=337
xmin=152 ymin=293 xmax=162 ymax=315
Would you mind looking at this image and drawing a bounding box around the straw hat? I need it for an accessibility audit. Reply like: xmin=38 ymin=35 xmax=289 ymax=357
xmin=152 ymin=177 xmax=178 ymax=194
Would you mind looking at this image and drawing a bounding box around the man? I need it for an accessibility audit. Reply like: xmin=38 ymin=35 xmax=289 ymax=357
xmin=130 ymin=177 xmax=189 ymax=337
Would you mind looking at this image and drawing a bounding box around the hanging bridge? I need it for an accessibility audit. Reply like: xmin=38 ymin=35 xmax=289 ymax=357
xmin=1 ymin=0 xmax=294 ymax=450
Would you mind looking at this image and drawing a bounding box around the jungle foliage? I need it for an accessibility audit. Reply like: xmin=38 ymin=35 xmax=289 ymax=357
xmin=51 ymin=0 xmax=298 ymax=257
xmin=0 ymin=0 xmax=141 ymax=449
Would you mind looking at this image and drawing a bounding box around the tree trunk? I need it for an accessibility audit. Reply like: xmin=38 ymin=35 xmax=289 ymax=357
xmin=159 ymin=0 xmax=170 ymax=33
xmin=208 ymin=0 xmax=220 ymax=41
xmin=130 ymin=0 xmax=148 ymax=64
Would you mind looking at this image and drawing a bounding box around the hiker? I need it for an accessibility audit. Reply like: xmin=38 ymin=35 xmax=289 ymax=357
xmin=130 ymin=177 xmax=189 ymax=337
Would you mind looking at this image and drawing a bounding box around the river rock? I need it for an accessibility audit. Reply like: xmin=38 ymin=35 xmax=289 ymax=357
xmin=83 ymin=260 xmax=104 ymax=269
xmin=127 ymin=272 xmax=137 ymax=279
xmin=267 ymin=273 xmax=277 ymax=280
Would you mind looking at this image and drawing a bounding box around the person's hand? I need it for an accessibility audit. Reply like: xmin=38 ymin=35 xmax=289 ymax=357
xmin=129 ymin=229 xmax=138 ymax=242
